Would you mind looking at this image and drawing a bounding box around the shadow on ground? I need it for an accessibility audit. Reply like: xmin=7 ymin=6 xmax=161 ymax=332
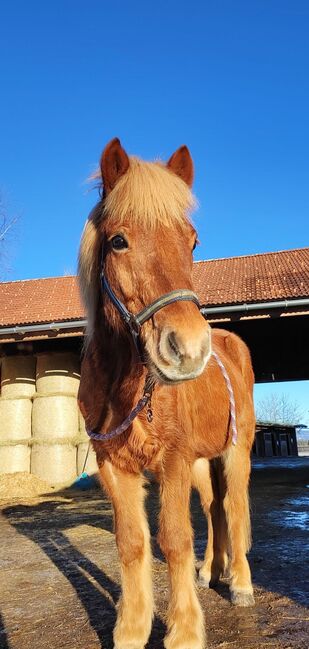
xmin=2 ymin=493 xmax=166 ymax=649
xmin=1 ymin=457 xmax=308 ymax=649
xmin=0 ymin=610 xmax=11 ymax=649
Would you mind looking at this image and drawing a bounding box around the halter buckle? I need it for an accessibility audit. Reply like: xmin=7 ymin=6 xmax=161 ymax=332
xmin=127 ymin=315 xmax=141 ymax=337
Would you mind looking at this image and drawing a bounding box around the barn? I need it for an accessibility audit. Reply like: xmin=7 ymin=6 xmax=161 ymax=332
xmin=0 ymin=246 xmax=308 ymax=484
xmin=253 ymin=422 xmax=299 ymax=457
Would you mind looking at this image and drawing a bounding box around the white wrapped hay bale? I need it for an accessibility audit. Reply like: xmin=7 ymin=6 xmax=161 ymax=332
xmin=1 ymin=355 xmax=36 ymax=397
xmin=32 ymin=394 xmax=79 ymax=441
xmin=36 ymin=352 xmax=80 ymax=395
xmin=0 ymin=443 xmax=31 ymax=474
xmin=31 ymin=442 xmax=77 ymax=485
xmin=78 ymin=408 xmax=89 ymax=440
xmin=0 ymin=396 xmax=32 ymax=441
xmin=77 ymin=442 xmax=98 ymax=476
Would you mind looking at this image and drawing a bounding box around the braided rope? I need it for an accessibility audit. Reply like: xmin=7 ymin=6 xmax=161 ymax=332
xmin=86 ymin=352 xmax=238 ymax=446
xmin=86 ymin=393 xmax=150 ymax=442
xmin=212 ymin=350 xmax=238 ymax=445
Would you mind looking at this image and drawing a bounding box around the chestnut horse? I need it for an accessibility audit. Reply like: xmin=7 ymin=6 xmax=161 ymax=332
xmin=78 ymin=138 xmax=255 ymax=649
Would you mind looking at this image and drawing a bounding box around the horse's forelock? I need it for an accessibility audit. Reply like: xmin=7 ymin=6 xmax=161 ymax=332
xmin=104 ymin=157 xmax=197 ymax=229
xmin=78 ymin=156 xmax=197 ymax=340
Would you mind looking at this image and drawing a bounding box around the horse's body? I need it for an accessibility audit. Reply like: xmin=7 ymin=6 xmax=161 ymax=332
xmin=78 ymin=138 xmax=255 ymax=649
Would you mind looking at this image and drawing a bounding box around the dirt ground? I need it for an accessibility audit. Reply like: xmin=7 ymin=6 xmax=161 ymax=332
xmin=0 ymin=458 xmax=308 ymax=649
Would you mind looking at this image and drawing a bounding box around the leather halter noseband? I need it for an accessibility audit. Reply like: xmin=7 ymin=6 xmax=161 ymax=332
xmin=85 ymin=250 xmax=238 ymax=446
xmin=100 ymin=256 xmax=200 ymax=356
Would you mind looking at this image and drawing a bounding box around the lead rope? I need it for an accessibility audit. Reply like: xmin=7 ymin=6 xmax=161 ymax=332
xmin=86 ymin=353 xmax=237 ymax=445
xmin=86 ymin=375 xmax=154 ymax=442
xmin=212 ymin=350 xmax=238 ymax=445
xmin=81 ymin=441 xmax=91 ymax=473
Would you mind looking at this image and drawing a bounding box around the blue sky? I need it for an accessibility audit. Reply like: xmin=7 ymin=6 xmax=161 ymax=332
xmin=0 ymin=1 xmax=308 ymax=423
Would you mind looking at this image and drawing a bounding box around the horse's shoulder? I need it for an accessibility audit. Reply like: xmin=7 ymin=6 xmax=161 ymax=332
xmin=211 ymin=327 xmax=254 ymax=383
xmin=211 ymin=327 xmax=246 ymax=352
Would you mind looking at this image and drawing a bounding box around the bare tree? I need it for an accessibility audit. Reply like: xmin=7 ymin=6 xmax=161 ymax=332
xmin=256 ymin=392 xmax=305 ymax=426
xmin=0 ymin=195 xmax=19 ymax=278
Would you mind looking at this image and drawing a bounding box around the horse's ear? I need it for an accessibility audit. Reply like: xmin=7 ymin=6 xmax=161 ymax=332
xmin=100 ymin=138 xmax=130 ymax=194
xmin=167 ymin=145 xmax=194 ymax=187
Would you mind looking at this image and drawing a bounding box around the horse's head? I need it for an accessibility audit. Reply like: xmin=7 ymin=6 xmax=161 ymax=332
xmin=79 ymin=138 xmax=211 ymax=384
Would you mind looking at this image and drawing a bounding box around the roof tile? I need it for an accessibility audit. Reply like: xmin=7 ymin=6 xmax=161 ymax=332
xmin=0 ymin=248 xmax=308 ymax=328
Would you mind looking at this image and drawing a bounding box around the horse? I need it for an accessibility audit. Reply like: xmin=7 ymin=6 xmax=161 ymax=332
xmin=78 ymin=138 xmax=256 ymax=649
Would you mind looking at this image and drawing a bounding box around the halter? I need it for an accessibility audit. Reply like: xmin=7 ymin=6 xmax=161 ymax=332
xmin=86 ymin=251 xmax=238 ymax=445
xmin=100 ymin=249 xmax=200 ymax=357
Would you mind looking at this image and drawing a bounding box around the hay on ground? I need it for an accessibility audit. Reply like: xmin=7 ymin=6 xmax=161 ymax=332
xmin=0 ymin=471 xmax=54 ymax=499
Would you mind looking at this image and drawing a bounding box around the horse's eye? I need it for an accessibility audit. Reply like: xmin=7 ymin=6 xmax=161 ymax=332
xmin=192 ymin=239 xmax=197 ymax=252
xmin=111 ymin=235 xmax=128 ymax=250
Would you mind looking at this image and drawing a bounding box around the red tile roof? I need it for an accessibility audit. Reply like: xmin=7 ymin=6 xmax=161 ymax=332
xmin=0 ymin=248 xmax=308 ymax=328
xmin=0 ymin=276 xmax=84 ymax=327
xmin=194 ymin=247 xmax=309 ymax=306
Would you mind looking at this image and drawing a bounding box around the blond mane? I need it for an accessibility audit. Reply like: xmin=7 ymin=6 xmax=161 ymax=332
xmin=78 ymin=156 xmax=197 ymax=340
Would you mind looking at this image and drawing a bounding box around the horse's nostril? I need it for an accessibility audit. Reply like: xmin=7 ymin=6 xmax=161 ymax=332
xmin=167 ymin=331 xmax=181 ymax=359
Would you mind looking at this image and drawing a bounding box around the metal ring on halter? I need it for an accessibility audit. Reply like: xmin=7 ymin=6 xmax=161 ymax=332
xmin=127 ymin=314 xmax=141 ymax=336
xmin=100 ymin=247 xmax=200 ymax=357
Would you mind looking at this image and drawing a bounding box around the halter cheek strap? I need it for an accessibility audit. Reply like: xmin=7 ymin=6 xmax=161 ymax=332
xmin=101 ymin=272 xmax=200 ymax=354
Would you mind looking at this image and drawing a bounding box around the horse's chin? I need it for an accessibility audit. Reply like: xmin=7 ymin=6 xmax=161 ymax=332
xmin=147 ymin=359 xmax=206 ymax=386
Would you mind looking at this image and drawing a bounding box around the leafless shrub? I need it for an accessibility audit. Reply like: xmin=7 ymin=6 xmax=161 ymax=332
xmin=256 ymin=392 xmax=305 ymax=426
xmin=0 ymin=195 xmax=19 ymax=279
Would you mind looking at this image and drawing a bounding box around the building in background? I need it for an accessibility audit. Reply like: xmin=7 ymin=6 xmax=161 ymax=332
xmin=0 ymin=247 xmax=308 ymax=483
xmin=253 ymin=422 xmax=300 ymax=457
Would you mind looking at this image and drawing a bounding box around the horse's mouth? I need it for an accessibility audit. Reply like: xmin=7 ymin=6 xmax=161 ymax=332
xmin=149 ymin=362 xmax=183 ymax=385
xmin=148 ymin=360 xmax=200 ymax=386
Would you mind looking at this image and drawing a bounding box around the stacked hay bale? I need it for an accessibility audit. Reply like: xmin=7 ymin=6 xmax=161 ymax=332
xmin=77 ymin=409 xmax=98 ymax=476
xmin=31 ymin=352 xmax=80 ymax=485
xmin=0 ymin=356 xmax=36 ymax=473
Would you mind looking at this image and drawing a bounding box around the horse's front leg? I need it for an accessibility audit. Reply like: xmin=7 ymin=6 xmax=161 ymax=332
xmin=100 ymin=461 xmax=154 ymax=649
xmin=158 ymin=454 xmax=205 ymax=649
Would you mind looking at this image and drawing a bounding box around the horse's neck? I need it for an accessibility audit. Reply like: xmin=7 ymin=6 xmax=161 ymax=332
xmin=92 ymin=325 xmax=144 ymax=408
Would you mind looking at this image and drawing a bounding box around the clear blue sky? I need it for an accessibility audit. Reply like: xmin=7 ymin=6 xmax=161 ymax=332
xmin=0 ymin=1 xmax=308 ymax=424
xmin=1 ymin=1 xmax=308 ymax=279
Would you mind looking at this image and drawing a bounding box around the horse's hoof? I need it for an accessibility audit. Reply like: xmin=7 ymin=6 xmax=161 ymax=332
xmin=197 ymin=567 xmax=212 ymax=588
xmin=198 ymin=574 xmax=210 ymax=588
xmin=231 ymin=589 xmax=255 ymax=607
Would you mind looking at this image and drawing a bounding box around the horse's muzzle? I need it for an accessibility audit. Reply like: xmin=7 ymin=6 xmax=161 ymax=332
xmin=147 ymin=323 xmax=211 ymax=384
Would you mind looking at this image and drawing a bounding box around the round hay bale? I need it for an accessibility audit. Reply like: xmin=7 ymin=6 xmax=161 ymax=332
xmin=0 ymin=444 xmax=31 ymax=474
xmin=77 ymin=442 xmax=98 ymax=476
xmin=36 ymin=352 xmax=80 ymax=395
xmin=32 ymin=394 xmax=78 ymax=440
xmin=31 ymin=443 xmax=77 ymax=485
xmin=78 ymin=409 xmax=89 ymax=440
xmin=79 ymin=408 xmax=86 ymax=432
xmin=0 ymin=397 xmax=32 ymax=441
xmin=1 ymin=356 xmax=36 ymax=397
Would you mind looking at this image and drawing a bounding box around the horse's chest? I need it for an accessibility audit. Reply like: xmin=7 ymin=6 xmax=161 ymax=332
xmin=94 ymin=417 xmax=162 ymax=473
